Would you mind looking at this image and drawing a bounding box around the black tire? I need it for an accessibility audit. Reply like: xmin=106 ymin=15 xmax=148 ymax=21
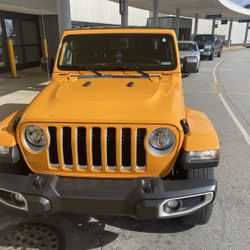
xmin=218 ymin=50 xmax=222 ymax=57
xmin=181 ymin=168 xmax=214 ymax=226
xmin=0 ymin=160 xmax=30 ymax=175
xmin=208 ymin=53 xmax=214 ymax=61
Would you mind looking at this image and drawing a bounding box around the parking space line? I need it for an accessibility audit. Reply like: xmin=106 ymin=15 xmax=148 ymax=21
xmin=218 ymin=93 xmax=250 ymax=146
xmin=0 ymin=90 xmax=39 ymax=106
xmin=214 ymin=55 xmax=250 ymax=147
xmin=213 ymin=55 xmax=233 ymax=85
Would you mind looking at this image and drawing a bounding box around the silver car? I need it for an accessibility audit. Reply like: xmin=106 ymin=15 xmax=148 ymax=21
xmin=178 ymin=41 xmax=200 ymax=73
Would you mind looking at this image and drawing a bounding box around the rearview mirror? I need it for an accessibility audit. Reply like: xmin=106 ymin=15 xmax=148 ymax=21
xmin=183 ymin=56 xmax=198 ymax=74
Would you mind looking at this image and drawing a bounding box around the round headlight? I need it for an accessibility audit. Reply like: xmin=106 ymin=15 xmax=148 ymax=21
xmin=25 ymin=125 xmax=47 ymax=149
xmin=149 ymin=128 xmax=175 ymax=151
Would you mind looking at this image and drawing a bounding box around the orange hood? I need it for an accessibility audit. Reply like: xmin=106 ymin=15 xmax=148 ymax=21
xmin=20 ymin=74 xmax=186 ymax=130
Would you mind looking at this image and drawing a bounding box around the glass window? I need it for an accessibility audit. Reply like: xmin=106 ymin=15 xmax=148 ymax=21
xmin=178 ymin=43 xmax=197 ymax=51
xmin=194 ymin=35 xmax=215 ymax=43
xmin=58 ymin=34 xmax=177 ymax=71
xmin=25 ymin=46 xmax=40 ymax=63
xmin=0 ymin=47 xmax=6 ymax=67
xmin=4 ymin=19 xmax=21 ymax=45
xmin=22 ymin=21 xmax=39 ymax=45
xmin=0 ymin=24 xmax=3 ymax=46
xmin=14 ymin=47 xmax=24 ymax=65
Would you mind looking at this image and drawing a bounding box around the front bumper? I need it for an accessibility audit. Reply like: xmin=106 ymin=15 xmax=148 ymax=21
xmin=0 ymin=173 xmax=216 ymax=219
xmin=200 ymin=49 xmax=212 ymax=57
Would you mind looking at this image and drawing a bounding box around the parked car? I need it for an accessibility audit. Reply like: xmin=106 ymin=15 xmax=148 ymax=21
xmin=0 ymin=28 xmax=219 ymax=226
xmin=245 ymin=41 xmax=250 ymax=48
xmin=194 ymin=34 xmax=223 ymax=60
xmin=178 ymin=41 xmax=200 ymax=72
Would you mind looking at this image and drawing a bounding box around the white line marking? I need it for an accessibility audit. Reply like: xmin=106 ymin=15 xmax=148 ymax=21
xmin=0 ymin=90 xmax=39 ymax=106
xmin=218 ymin=93 xmax=250 ymax=146
xmin=214 ymin=55 xmax=250 ymax=147
xmin=38 ymin=81 xmax=50 ymax=86
xmin=213 ymin=55 xmax=233 ymax=84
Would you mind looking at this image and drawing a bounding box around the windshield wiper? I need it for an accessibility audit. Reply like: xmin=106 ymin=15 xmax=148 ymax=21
xmin=76 ymin=65 xmax=103 ymax=77
xmin=95 ymin=63 xmax=151 ymax=78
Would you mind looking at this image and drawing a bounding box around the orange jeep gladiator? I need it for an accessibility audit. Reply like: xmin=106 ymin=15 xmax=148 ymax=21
xmin=0 ymin=28 xmax=219 ymax=225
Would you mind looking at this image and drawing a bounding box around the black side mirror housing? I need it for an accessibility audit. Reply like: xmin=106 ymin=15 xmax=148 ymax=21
xmin=49 ymin=58 xmax=55 ymax=74
xmin=41 ymin=57 xmax=55 ymax=75
xmin=183 ymin=56 xmax=198 ymax=74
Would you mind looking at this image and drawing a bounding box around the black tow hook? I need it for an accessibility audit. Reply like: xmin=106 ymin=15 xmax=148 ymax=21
xmin=33 ymin=176 xmax=46 ymax=189
xmin=141 ymin=179 xmax=154 ymax=193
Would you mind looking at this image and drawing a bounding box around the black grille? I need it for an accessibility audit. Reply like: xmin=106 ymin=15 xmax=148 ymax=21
xmin=122 ymin=128 xmax=131 ymax=167
xmin=198 ymin=44 xmax=204 ymax=49
xmin=181 ymin=196 xmax=204 ymax=209
xmin=63 ymin=127 xmax=73 ymax=165
xmin=77 ymin=127 xmax=87 ymax=166
xmin=48 ymin=127 xmax=59 ymax=165
xmin=48 ymin=125 xmax=147 ymax=171
xmin=137 ymin=129 xmax=146 ymax=167
xmin=107 ymin=128 xmax=116 ymax=167
xmin=92 ymin=127 xmax=102 ymax=166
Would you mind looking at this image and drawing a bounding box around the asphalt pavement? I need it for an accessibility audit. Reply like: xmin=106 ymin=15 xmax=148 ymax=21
xmin=0 ymin=49 xmax=249 ymax=250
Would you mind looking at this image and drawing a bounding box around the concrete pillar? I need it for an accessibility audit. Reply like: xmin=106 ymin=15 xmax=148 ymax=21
xmin=153 ymin=0 xmax=160 ymax=27
xmin=212 ymin=19 xmax=216 ymax=35
xmin=57 ymin=0 xmax=71 ymax=37
xmin=175 ymin=8 xmax=180 ymax=40
xmin=228 ymin=20 xmax=233 ymax=47
xmin=120 ymin=0 xmax=129 ymax=26
xmin=194 ymin=13 xmax=199 ymax=36
xmin=244 ymin=22 xmax=249 ymax=45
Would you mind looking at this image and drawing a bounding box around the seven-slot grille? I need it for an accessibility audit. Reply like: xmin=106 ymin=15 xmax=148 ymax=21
xmin=48 ymin=126 xmax=147 ymax=172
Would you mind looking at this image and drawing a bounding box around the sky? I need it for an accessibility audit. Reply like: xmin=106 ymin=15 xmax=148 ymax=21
xmin=231 ymin=0 xmax=250 ymax=6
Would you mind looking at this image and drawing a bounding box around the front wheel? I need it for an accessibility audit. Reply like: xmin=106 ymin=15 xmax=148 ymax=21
xmin=218 ymin=50 xmax=222 ymax=57
xmin=180 ymin=168 xmax=214 ymax=226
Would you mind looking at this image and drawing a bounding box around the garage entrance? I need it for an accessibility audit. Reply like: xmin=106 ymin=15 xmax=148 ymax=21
xmin=0 ymin=11 xmax=41 ymax=74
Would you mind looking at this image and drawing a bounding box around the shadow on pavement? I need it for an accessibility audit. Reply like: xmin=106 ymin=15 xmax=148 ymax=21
xmin=0 ymin=104 xmax=27 ymax=120
xmin=0 ymin=212 xmax=119 ymax=250
xmin=0 ymin=209 xmax=193 ymax=249
xmin=96 ymin=216 xmax=193 ymax=233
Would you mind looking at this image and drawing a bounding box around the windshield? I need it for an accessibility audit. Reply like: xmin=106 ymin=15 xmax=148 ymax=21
xmin=178 ymin=43 xmax=197 ymax=51
xmin=58 ymin=34 xmax=177 ymax=71
xmin=194 ymin=35 xmax=215 ymax=43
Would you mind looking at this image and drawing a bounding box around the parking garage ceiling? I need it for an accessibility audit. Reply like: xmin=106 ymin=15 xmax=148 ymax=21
xmin=112 ymin=0 xmax=250 ymax=20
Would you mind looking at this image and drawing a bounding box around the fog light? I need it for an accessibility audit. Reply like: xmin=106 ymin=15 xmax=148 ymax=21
xmin=166 ymin=200 xmax=179 ymax=209
xmin=12 ymin=193 xmax=25 ymax=203
xmin=163 ymin=199 xmax=180 ymax=213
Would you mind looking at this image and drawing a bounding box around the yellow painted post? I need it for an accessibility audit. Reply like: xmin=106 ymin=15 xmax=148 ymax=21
xmin=42 ymin=37 xmax=49 ymax=58
xmin=6 ymin=38 xmax=17 ymax=78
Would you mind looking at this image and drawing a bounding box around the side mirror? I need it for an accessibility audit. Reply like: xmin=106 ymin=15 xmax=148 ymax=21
xmin=183 ymin=56 xmax=198 ymax=74
xmin=48 ymin=58 xmax=55 ymax=74
xmin=41 ymin=57 xmax=55 ymax=75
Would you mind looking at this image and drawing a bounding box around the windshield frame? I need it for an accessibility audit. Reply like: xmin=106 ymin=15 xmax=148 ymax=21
xmin=57 ymin=33 xmax=178 ymax=72
xmin=194 ymin=35 xmax=215 ymax=43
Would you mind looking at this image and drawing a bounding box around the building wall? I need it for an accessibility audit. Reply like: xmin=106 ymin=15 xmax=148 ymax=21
xmin=70 ymin=0 xmax=149 ymax=26
xmin=0 ymin=0 xmax=57 ymax=15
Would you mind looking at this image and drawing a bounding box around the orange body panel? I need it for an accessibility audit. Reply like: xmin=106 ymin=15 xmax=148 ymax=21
xmin=17 ymin=123 xmax=183 ymax=179
xmin=184 ymin=109 xmax=219 ymax=151
xmin=0 ymin=111 xmax=21 ymax=147
xmin=0 ymin=28 xmax=219 ymax=179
